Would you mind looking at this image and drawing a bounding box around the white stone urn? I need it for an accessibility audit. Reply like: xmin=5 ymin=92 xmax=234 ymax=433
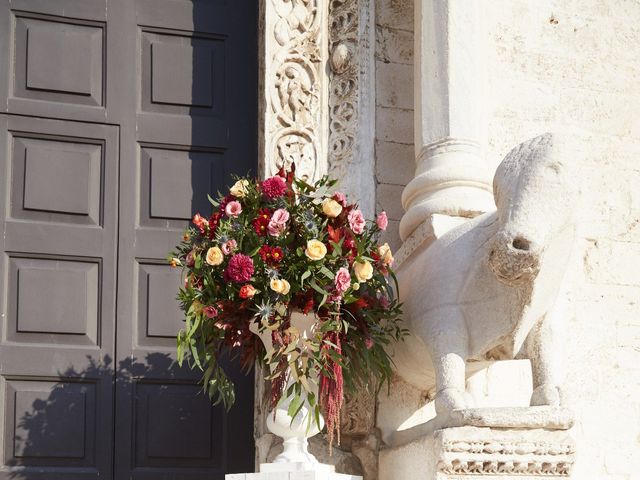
xmin=266 ymin=379 xmax=324 ymax=464
xmin=250 ymin=309 xmax=324 ymax=466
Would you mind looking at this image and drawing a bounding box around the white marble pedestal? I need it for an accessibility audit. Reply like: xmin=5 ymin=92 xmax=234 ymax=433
xmin=226 ymin=462 xmax=362 ymax=480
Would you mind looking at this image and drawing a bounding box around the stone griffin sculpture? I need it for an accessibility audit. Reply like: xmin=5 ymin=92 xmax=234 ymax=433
xmin=389 ymin=133 xmax=577 ymax=445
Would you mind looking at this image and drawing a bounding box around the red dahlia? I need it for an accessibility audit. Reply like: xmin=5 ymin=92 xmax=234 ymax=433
xmin=252 ymin=208 xmax=272 ymax=236
xmin=259 ymin=245 xmax=284 ymax=266
xmin=224 ymin=254 xmax=255 ymax=283
xmin=261 ymin=176 xmax=287 ymax=199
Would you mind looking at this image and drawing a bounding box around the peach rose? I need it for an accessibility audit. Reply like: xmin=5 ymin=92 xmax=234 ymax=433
xmin=354 ymin=260 xmax=373 ymax=282
xmin=270 ymin=278 xmax=291 ymax=295
xmin=206 ymin=246 xmax=224 ymax=266
xmin=322 ymin=199 xmax=343 ymax=218
xmin=229 ymin=179 xmax=249 ymax=198
xmin=378 ymin=243 xmax=394 ymax=266
xmin=305 ymin=239 xmax=327 ymax=261
xmin=239 ymin=284 xmax=257 ymax=299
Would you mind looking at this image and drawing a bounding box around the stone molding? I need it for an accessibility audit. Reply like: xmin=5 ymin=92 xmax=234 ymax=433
xmin=260 ymin=0 xmax=375 ymax=207
xmin=399 ymin=137 xmax=495 ymax=241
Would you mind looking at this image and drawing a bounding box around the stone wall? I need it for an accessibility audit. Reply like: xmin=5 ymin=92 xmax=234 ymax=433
xmin=374 ymin=0 xmax=640 ymax=478
xmin=375 ymin=0 xmax=415 ymax=251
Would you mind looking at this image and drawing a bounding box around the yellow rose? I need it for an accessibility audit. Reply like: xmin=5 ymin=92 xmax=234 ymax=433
xmin=229 ymin=179 xmax=249 ymax=198
xmin=354 ymin=260 xmax=373 ymax=282
xmin=206 ymin=246 xmax=224 ymax=266
xmin=378 ymin=243 xmax=394 ymax=266
xmin=305 ymin=239 xmax=327 ymax=261
xmin=270 ymin=278 xmax=291 ymax=295
xmin=322 ymin=198 xmax=343 ymax=218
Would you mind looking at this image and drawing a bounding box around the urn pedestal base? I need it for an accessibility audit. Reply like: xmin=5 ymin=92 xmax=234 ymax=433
xmin=226 ymin=462 xmax=362 ymax=480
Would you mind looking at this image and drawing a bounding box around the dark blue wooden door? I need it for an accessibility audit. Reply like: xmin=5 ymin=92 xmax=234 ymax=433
xmin=0 ymin=1 xmax=257 ymax=478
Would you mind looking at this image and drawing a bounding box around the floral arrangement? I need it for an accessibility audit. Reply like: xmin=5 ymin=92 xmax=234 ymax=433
xmin=170 ymin=165 xmax=405 ymax=447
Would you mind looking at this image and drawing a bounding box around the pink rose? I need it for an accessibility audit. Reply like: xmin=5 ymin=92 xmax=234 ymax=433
xmin=186 ymin=250 xmax=195 ymax=267
xmin=376 ymin=211 xmax=388 ymax=231
xmin=348 ymin=209 xmax=366 ymax=235
xmin=333 ymin=191 xmax=347 ymax=207
xmin=221 ymin=239 xmax=237 ymax=255
xmin=364 ymin=337 xmax=374 ymax=349
xmin=334 ymin=267 xmax=351 ymax=294
xmin=267 ymin=222 xmax=285 ymax=236
xmin=203 ymin=305 xmax=218 ymax=318
xmin=267 ymin=208 xmax=290 ymax=236
xmin=225 ymin=200 xmax=242 ymax=217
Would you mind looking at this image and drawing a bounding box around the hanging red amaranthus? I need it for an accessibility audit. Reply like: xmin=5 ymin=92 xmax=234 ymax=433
xmin=319 ymin=331 xmax=344 ymax=451
xmin=270 ymin=327 xmax=290 ymax=411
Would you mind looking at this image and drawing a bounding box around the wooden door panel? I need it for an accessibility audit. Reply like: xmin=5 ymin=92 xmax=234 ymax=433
xmin=113 ymin=1 xmax=257 ymax=478
xmin=5 ymin=379 xmax=97 ymax=467
xmin=0 ymin=114 xmax=117 ymax=480
xmin=137 ymin=28 xmax=227 ymax=147
xmin=0 ymin=2 xmax=108 ymax=122
xmin=7 ymin=256 xmax=100 ymax=345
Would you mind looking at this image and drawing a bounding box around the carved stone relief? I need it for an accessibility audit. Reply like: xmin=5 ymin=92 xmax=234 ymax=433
xmin=436 ymin=426 xmax=575 ymax=476
xmin=329 ymin=1 xmax=379 ymax=477
xmin=258 ymin=1 xmax=377 ymax=477
xmin=327 ymin=0 xmax=375 ymax=212
xmin=328 ymin=0 xmax=358 ymax=175
xmin=265 ymin=0 xmax=325 ymax=180
xmin=341 ymin=388 xmax=376 ymax=437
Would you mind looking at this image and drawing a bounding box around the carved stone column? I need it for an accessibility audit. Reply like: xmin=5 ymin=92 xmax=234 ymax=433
xmin=399 ymin=0 xmax=495 ymax=245
xmin=254 ymin=2 xmax=370 ymax=478
xmin=328 ymin=0 xmax=376 ymax=217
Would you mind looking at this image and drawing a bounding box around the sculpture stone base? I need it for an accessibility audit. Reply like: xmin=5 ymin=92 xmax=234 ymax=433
xmin=436 ymin=426 xmax=574 ymax=476
xmin=226 ymin=462 xmax=362 ymax=480
xmin=380 ymin=410 xmax=575 ymax=479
